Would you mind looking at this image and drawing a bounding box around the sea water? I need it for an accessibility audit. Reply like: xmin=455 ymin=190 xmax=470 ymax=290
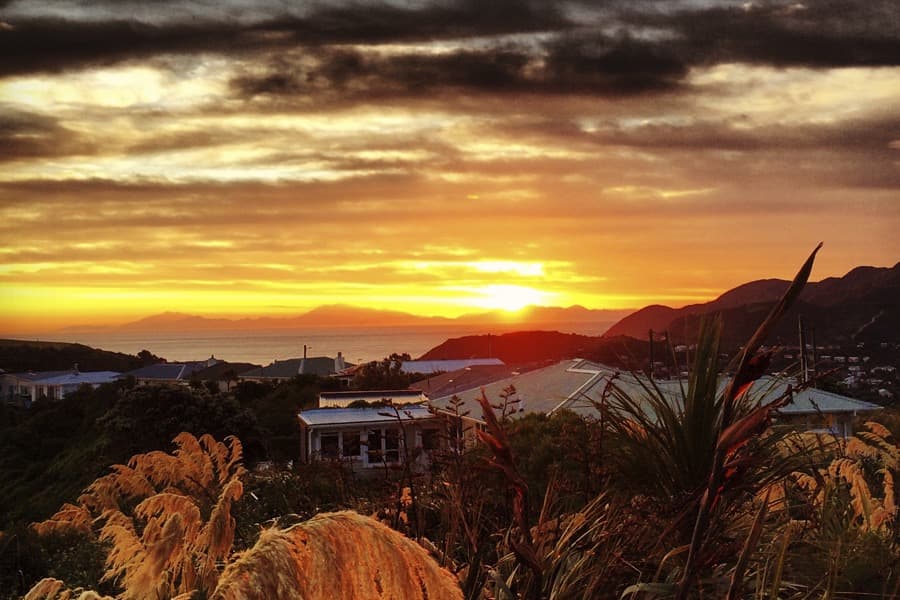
xmin=37 ymin=321 xmax=613 ymax=365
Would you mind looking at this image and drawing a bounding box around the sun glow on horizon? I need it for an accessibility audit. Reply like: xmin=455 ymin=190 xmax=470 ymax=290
xmin=464 ymin=284 xmax=557 ymax=313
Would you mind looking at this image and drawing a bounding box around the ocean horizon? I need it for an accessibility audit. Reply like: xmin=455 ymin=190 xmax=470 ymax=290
xmin=11 ymin=321 xmax=615 ymax=366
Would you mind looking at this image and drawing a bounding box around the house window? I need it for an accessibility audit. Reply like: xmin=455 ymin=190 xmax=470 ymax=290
xmin=367 ymin=429 xmax=382 ymax=462
xmin=320 ymin=432 xmax=340 ymax=459
xmin=342 ymin=430 xmax=361 ymax=458
xmin=384 ymin=429 xmax=400 ymax=463
xmin=421 ymin=428 xmax=439 ymax=451
xmin=365 ymin=428 xmax=403 ymax=464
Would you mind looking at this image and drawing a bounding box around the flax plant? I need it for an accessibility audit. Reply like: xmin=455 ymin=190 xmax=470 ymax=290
xmin=672 ymin=243 xmax=823 ymax=600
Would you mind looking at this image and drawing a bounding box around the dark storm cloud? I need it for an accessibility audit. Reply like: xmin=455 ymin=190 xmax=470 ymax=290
xmin=0 ymin=0 xmax=568 ymax=77
xmin=0 ymin=108 xmax=97 ymax=160
xmin=230 ymin=35 xmax=688 ymax=102
xmin=3 ymin=1 xmax=898 ymax=82
xmin=652 ymin=0 xmax=900 ymax=69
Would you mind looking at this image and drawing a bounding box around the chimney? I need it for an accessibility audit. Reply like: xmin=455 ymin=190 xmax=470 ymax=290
xmin=335 ymin=351 xmax=345 ymax=372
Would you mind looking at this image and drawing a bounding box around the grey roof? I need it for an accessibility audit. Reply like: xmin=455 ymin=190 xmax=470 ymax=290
xmin=242 ymin=356 xmax=351 ymax=379
xmin=122 ymin=362 xmax=208 ymax=381
xmin=320 ymin=390 xmax=425 ymax=401
xmin=749 ymin=377 xmax=882 ymax=415
xmin=4 ymin=370 xmax=72 ymax=382
xmin=299 ymin=404 xmax=437 ymax=427
xmin=430 ymin=359 xmax=881 ymax=423
xmin=430 ymin=359 xmax=613 ymax=420
xmin=191 ymin=362 xmax=260 ymax=381
xmin=30 ymin=371 xmax=120 ymax=386
xmin=402 ymin=358 xmax=505 ymax=375
xmin=412 ymin=362 xmax=560 ymax=399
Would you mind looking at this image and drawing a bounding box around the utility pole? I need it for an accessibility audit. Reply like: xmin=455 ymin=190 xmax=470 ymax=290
xmin=798 ymin=316 xmax=807 ymax=383
xmin=810 ymin=326 xmax=818 ymax=387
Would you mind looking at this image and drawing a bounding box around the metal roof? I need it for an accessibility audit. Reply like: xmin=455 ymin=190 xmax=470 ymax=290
xmin=430 ymin=359 xmax=880 ymax=422
xmin=430 ymin=359 xmax=612 ymax=419
xmin=321 ymin=390 xmax=424 ymax=400
xmin=29 ymin=371 xmax=121 ymax=386
xmin=242 ymin=356 xmax=352 ymax=379
xmin=4 ymin=370 xmax=72 ymax=382
xmin=123 ymin=363 xmax=203 ymax=381
xmin=298 ymin=404 xmax=437 ymax=427
xmin=402 ymin=358 xmax=505 ymax=375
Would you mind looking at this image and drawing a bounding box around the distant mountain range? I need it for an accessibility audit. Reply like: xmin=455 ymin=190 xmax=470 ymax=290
xmin=604 ymin=262 xmax=900 ymax=347
xmin=416 ymin=262 xmax=899 ymax=365
xmin=58 ymin=304 xmax=631 ymax=334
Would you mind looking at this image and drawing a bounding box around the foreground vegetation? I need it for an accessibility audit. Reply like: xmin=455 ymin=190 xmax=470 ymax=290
xmin=3 ymin=245 xmax=899 ymax=598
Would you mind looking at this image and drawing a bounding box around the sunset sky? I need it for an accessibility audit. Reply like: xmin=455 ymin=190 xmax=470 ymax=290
xmin=1 ymin=0 xmax=898 ymax=333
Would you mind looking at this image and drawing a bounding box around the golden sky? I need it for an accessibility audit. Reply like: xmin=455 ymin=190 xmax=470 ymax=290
xmin=1 ymin=1 xmax=899 ymax=333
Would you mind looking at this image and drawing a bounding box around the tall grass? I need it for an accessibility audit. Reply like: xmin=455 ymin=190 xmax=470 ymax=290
xmin=211 ymin=511 xmax=462 ymax=599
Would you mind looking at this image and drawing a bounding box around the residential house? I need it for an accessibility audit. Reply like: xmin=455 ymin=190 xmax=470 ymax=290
xmin=428 ymin=359 xmax=881 ymax=439
xmin=121 ymin=356 xmax=219 ymax=386
xmin=2 ymin=366 xmax=120 ymax=407
xmin=189 ymin=361 xmax=260 ymax=392
xmin=298 ymin=404 xmax=443 ymax=470
xmin=241 ymin=352 xmax=352 ymax=383
xmin=409 ymin=362 xmax=545 ymax=398
xmin=400 ymin=358 xmax=505 ymax=375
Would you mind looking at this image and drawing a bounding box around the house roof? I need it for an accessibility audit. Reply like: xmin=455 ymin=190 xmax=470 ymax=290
xmin=410 ymin=362 xmax=548 ymax=398
xmin=429 ymin=359 xmax=610 ymax=420
xmin=4 ymin=370 xmax=73 ymax=382
xmin=298 ymin=404 xmax=437 ymax=427
xmin=748 ymin=377 xmax=882 ymax=415
xmin=242 ymin=356 xmax=353 ymax=379
xmin=320 ymin=390 xmax=425 ymax=401
xmin=429 ymin=359 xmax=881 ymax=423
xmin=191 ymin=362 xmax=260 ymax=381
xmin=401 ymin=358 xmax=505 ymax=375
xmin=29 ymin=371 xmax=121 ymax=386
xmin=122 ymin=362 xmax=210 ymax=381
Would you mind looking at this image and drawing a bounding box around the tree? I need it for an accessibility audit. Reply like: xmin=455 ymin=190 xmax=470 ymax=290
xmin=351 ymin=354 xmax=412 ymax=390
xmin=98 ymin=385 xmax=259 ymax=460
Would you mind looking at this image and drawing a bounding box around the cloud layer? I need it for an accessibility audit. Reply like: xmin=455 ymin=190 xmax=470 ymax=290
xmin=0 ymin=0 xmax=898 ymax=331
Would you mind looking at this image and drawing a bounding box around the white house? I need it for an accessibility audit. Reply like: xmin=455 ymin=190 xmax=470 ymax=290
xmin=298 ymin=404 xmax=443 ymax=469
xmin=2 ymin=367 xmax=120 ymax=407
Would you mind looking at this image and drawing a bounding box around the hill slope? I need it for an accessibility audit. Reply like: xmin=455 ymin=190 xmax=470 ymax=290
xmin=418 ymin=331 xmax=648 ymax=368
xmin=605 ymin=262 xmax=900 ymax=345
xmin=0 ymin=339 xmax=164 ymax=372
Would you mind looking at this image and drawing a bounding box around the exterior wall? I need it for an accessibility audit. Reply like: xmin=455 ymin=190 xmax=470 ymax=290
xmin=2 ymin=375 xmax=39 ymax=406
xmin=777 ymin=413 xmax=855 ymax=437
xmin=302 ymin=420 xmax=444 ymax=470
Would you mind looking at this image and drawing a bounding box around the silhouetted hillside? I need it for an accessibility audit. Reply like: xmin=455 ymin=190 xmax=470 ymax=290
xmin=0 ymin=339 xmax=164 ymax=372
xmin=605 ymin=262 xmax=900 ymax=346
xmin=418 ymin=331 xmax=648 ymax=368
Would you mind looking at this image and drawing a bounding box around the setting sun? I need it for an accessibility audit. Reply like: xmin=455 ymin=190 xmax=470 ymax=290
xmin=467 ymin=284 xmax=556 ymax=313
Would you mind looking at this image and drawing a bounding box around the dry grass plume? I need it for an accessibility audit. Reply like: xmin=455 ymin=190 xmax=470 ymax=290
xmin=212 ymin=511 xmax=463 ymax=600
